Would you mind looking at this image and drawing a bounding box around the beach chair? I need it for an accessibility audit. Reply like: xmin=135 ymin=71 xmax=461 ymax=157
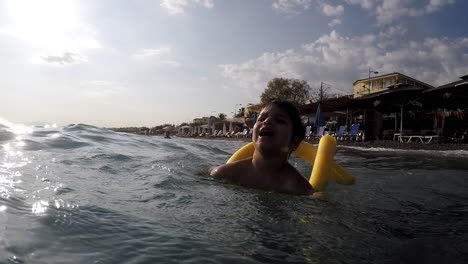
xmin=311 ymin=126 xmax=325 ymax=141
xmin=305 ymin=126 xmax=312 ymax=140
xmin=210 ymin=130 xmax=218 ymax=137
xmin=333 ymin=125 xmax=346 ymax=141
xmin=242 ymin=128 xmax=250 ymax=138
xmin=346 ymin=124 xmax=360 ymax=141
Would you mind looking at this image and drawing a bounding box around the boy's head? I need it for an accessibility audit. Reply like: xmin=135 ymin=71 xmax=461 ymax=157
xmin=260 ymin=100 xmax=305 ymax=144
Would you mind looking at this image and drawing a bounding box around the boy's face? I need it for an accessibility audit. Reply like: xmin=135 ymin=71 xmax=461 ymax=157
xmin=252 ymin=105 xmax=295 ymax=155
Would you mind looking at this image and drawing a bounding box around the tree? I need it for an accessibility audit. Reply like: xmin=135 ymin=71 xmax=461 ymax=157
xmin=310 ymin=82 xmax=339 ymax=103
xmin=234 ymin=107 xmax=245 ymax=118
xmin=218 ymin=113 xmax=226 ymax=120
xmin=260 ymin=78 xmax=310 ymax=106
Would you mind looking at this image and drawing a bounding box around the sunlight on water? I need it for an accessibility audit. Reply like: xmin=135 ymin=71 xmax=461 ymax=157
xmin=44 ymin=124 xmax=57 ymax=129
xmin=0 ymin=119 xmax=33 ymax=135
xmin=49 ymin=133 xmax=61 ymax=139
xmin=32 ymin=200 xmax=49 ymax=214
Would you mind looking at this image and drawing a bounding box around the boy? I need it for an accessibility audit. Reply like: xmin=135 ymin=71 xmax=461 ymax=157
xmin=210 ymin=101 xmax=313 ymax=195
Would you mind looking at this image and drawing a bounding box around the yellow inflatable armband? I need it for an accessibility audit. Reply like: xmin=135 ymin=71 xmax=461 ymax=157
xmin=226 ymin=135 xmax=355 ymax=191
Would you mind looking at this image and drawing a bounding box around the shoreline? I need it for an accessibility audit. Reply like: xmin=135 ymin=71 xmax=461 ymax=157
xmin=175 ymin=135 xmax=468 ymax=152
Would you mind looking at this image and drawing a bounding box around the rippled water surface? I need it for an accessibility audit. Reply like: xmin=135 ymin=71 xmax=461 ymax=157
xmin=1 ymin=123 xmax=468 ymax=263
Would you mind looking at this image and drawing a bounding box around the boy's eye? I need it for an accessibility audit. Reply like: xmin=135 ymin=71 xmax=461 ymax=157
xmin=277 ymin=119 xmax=286 ymax=124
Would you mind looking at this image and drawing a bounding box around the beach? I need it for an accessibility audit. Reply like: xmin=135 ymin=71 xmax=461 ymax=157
xmin=174 ymin=134 xmax=468 ymax=152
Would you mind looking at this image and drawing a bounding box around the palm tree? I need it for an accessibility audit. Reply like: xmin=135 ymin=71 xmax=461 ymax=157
xmin=218 ymin=113 xmax=226 ymax=120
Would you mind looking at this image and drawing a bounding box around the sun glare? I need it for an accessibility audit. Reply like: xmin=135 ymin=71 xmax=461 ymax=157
xmin=4 ymin=0 xmax=87 ymax=52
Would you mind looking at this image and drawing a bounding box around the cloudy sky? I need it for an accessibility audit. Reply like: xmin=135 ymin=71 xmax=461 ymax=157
xmin=1 ymin=0 xmax=467 ymax=127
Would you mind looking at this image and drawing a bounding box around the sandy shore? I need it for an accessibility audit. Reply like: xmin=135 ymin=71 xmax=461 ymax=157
xmin=176 ymin=135 xmax=468 ymax=151
xmin=336 ymin=140 xmax=468 ymax=151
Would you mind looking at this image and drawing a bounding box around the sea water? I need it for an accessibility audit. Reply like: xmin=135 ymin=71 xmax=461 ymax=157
xmin=1 ymin=122 xmax=468 ymax=264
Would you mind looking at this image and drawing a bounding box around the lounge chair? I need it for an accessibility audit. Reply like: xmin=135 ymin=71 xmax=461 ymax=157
xmin=346 ymin=124 xmax=360 ymax=141
xmin=242 ymin=129 xmax=250 ymax=138
xmin=311 ymin=126 xmax=325 ymax=141
xmin=209 ymin=130 xmax=218 ymax=137
xmin=305 ymin=126 xmax=312 ymax=140
xmin=333 ymin=125 xmax=346 ymax=141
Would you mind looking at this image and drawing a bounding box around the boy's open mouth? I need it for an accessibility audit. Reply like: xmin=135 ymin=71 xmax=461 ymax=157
xmin=259 ymin=129 xmax=274 ymax=137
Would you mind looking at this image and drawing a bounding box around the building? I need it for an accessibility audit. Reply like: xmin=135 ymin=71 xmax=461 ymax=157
xmin=353 ymin=72 xmax=433 ymax=98
xmin=192 ymin=117 xmax=211 ymax=125
xmin=243 ymin=103 xmax=262 ymax=117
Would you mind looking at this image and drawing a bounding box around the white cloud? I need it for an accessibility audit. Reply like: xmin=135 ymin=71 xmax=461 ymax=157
xmin=272 ymin=0 xmax=312 ymax=14
xmin=132 ymin=46 xmax=181 ymax=67
xmin=321 ymin=4 xmax=344 ymax=16
xmin=133 ymin=47 xmax=172 ymax=58
xmin=426 ymin=0 xmax=455 ymax=13
xmin=345 ymin=0 xmax=456 ymax=25
xmin=160 ymin=0 xmax=215 ymax=15
xmin=35 ymin=51 xmax=87 ymax=66
xmin=328 ymin=18 xmax=342 ymax=28
xmin=344 ymin=0 xmax=373 ymax=9
xmin=203 ymin=0 xmax=214 ymax=8
xmin=219 ymin=30 xmax=468 ymax=97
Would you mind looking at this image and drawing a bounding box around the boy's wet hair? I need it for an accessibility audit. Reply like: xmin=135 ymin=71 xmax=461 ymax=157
xmin=262 ymin=100 xmax=305 ymax=142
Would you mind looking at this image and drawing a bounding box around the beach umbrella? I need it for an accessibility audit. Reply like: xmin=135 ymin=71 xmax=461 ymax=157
xmin=314 ymin=104 xmax=325 ymax=127
xmin=229 ymin=122 xmax=233 ymax=133
xmin=222 ymin=122 xmax=227 ymax=135
xmin=208 ymin=117 xmax=213 ymax=128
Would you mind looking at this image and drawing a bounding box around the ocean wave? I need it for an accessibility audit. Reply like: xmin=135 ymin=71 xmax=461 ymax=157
xmin=0 ymin=131 xmax=15 ymax=142
xmin=46 ymin=135 xmax=90 ymax=149
xmin=62 ymin=123 xmax=103 ymax=132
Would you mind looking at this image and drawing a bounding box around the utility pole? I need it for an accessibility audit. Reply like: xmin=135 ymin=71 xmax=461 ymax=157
xmin=319 ymin=82 xmax=324 ymax=103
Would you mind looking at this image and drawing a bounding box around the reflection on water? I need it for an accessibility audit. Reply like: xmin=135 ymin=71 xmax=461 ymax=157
xmin=0 ymin=120 xmax=467 ymax=263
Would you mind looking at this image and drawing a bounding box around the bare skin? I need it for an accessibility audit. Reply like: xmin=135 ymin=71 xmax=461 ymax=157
xmin=210 ymin=105 xmax=313 ymax=195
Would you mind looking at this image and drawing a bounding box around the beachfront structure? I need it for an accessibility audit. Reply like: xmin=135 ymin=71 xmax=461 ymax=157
xmin=192 ymin=117 xmax=211 ymax=125
xmin=300 ymin=73 xmax=467 ymax=142
xmin=358 ymin=74 xmax=467 ymax=139
xmin=244 ymin=103 xmax=262 ymax=117
xmin=353 ymin=72 xmax=433 ymax=98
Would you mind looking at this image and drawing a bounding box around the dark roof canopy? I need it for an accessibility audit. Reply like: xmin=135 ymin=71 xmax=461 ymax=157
xmin=354 ymin=84 xmax=427 ymax=101
xmin=422 ymin=74 xmax=468 ymax=109
xmin=352 ymin=84 xmax=428 ymax=112
xmin=424 ymin=74 xmax=468 ymax=92
xmin=299 ymin=95 xmax=355 ymax=115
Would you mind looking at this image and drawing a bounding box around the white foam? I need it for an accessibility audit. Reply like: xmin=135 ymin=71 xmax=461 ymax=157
xmin=339 ymin=145 xmax=468 ymax=157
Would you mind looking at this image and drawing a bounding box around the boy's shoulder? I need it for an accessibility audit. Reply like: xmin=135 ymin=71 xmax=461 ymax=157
xmin=210 ymin=158 xmax=252 ymax=181
xmin=277 ymin=165 xmax=313 ymax=195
